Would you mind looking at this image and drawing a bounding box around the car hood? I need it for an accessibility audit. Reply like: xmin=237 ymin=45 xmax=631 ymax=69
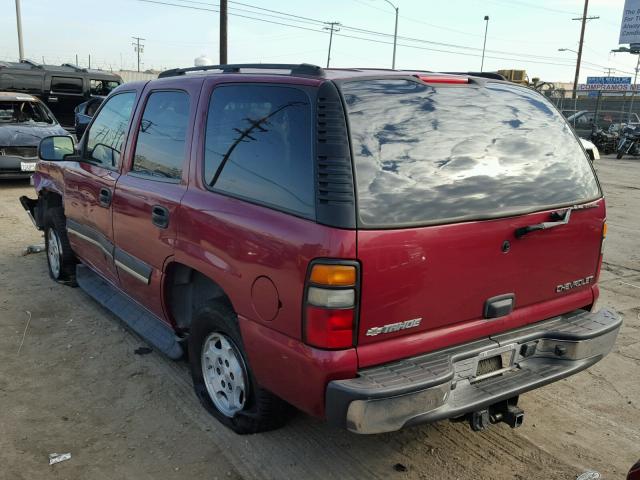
xmin=0 ymin=123 xmax=67 ymax=146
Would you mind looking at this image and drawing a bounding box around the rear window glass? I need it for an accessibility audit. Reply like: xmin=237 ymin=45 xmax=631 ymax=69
xmin=342 ymin=79 xmax=601 ymax=227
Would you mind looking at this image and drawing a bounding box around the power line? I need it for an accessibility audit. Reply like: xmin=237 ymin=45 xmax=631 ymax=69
xmin=181 ymin=0 xmax=612 ymax=66
xmin=133 ymin=0 xmax=621 ymax=73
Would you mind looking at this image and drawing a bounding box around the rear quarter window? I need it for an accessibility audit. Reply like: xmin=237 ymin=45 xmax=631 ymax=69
xmin=342 ymin=79 xmax=601 ymax=227
xmin=204 ymin=84 xmax=314 ymax=219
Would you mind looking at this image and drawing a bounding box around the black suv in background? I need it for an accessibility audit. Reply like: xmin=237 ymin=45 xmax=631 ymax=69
xmin=0 ymin=60 xmax=121 ymax=128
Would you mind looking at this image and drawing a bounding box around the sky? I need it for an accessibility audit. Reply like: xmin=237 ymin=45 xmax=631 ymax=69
xmin=0 ymin=0 xmax=637 ymax=83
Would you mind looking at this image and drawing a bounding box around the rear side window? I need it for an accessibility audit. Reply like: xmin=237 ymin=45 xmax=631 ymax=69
xmin=132 ymin=91 xmax=189 ymax=180
xmin=342 ymin=79 xmax=601 ymax=227
xmin=51 ymin=76 xmax=83 ymax=94
xmin=204 ymin=85 xmax=314 ymax=218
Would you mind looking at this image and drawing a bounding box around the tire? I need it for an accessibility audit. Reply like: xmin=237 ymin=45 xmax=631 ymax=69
xmin=617 ymin=151 xmax=624 ymax=159
xmin=44 ymin=207 xmax=76 ymax=283
xmin=189 ymin=300 xmax=290 ymax=434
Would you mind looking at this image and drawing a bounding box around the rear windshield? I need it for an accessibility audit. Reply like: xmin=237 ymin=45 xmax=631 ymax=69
xmin=0 ymin=100 xmax=54 ymax=124
xmin=342 ymin=79 xmax=601 ymax=228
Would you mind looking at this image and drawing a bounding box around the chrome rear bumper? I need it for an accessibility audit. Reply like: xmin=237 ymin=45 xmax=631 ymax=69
xmin=326 ymin=308 xmax=621 ymax=434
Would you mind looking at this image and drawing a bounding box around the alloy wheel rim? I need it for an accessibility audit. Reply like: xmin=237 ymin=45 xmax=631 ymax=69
xmin=47 ymin=228 xmax=62 ymax=278
xmin=201 ymin=332 xmax=248 ymax=417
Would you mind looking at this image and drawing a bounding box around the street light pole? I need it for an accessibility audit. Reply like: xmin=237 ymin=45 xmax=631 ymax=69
xmin=15 ymin=0 xmax=24 ymax=61
xmin=382 ymin=0 xmax=399 ymax=70
xmin=481 ymin=15 xmax=489 ymax=72
xmin=628 ymin=54 xmax=640 ymax=122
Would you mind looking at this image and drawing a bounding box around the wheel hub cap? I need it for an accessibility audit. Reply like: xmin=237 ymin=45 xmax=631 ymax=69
xmin=47 ymin=228 xmax=62 ymax=278
xmin=201 ymin=332 xmax=248 ymax=417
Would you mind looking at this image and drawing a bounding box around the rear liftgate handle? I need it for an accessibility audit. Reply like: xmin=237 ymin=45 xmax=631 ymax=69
xmin=151 ymin=205 xmax=170 ymax=229
xmin=515 ymin=208 xmax=572 ymax=238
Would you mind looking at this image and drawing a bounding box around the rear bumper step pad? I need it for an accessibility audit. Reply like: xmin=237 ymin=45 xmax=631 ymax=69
xmin=326 ymin=308 xmax=621 ymax=434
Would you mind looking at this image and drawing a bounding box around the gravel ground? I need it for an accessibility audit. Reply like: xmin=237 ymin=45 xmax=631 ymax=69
xmin=0 ymin=155 xmax=638 ymax=479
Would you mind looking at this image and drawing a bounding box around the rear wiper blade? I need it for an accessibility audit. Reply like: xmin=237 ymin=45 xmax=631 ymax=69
xmin=515 ymin=208 xmax=572 ymax=238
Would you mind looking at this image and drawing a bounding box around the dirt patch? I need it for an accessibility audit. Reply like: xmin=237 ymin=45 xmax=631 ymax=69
xmin=1 ymin=158 xmax=639 ymax=479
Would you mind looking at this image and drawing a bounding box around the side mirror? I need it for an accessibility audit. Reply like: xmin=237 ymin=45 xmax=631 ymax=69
xmin=38 ymin=135 xmax=75 ymax=161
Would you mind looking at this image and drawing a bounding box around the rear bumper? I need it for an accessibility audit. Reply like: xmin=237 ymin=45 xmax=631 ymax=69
xmin=326 ymin=308 xmax=621 ymax=434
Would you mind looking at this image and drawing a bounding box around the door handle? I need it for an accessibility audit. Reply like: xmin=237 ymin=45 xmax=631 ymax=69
xmin=99 ymin=187 xmax=112 ymax=207
xmin=151 ymin=205 xmax=170 ymax=229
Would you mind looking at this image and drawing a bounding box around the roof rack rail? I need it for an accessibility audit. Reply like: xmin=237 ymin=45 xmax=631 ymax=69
xmin=20 ymin=59 xmax=43 ymax=69
xmin=158 ymin=63 xmax=324 ymax=79
xmin=61 ymin=63 xmax=87 ymax=72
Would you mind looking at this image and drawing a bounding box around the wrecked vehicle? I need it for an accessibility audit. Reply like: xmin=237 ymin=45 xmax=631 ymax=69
xmin=21 ymin=64 xmax=621 ymax=435
xmin=0 ymin=92 xmax=67 ymax=179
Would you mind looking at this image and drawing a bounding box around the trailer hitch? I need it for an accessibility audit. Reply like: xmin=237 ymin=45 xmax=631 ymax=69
xmin=468 ymin=398 xmax=524 ymax=431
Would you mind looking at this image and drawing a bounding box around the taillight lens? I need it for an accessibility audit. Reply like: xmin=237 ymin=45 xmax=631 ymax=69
xmin=303 ymin=262 xmax=359 ymax=350
xmin=305 ymin=307 xmax=354 ymax=349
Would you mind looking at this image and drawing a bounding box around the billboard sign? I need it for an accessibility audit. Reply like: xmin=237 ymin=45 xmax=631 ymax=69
xmin=578 ymin=76 xmax=633 ymax=91
xmin=620 ymin=0 xmax=640 ymax=45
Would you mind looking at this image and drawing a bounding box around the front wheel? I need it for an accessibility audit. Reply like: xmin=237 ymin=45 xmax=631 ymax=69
xmin=617 ymin=150 xmax=625 ymax=159
xmin=44 ymin=207 xmax=76 ymax=283
xmin=188 ymin=300 xmax=290 ymax=434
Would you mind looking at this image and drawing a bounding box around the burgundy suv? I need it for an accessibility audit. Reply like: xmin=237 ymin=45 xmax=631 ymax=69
xmin=21 ymin=64 xmax=621 ymax=435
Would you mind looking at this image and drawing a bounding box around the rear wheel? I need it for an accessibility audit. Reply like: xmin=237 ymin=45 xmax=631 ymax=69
xmin=189 ymin=300 xmax=290 ymax=434
xmin=44 ymin=208 xmax=76 ymax=283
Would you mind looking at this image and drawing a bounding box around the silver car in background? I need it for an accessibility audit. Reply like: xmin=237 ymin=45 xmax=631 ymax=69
xmin=0 ymin=92 xmax=67 ymax=179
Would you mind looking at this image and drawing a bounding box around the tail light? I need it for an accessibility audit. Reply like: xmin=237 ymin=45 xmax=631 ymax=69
xmin=595 ymin=221 xmax=607 ymax=281
xmin=303 ymin=260 xmax=359 ymax=349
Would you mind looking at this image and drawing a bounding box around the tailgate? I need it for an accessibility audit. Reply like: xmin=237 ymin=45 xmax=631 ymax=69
xmin=356 ymin=200 xmax=604 ymax=348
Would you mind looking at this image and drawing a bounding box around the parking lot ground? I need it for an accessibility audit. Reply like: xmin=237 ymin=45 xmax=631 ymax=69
xmin=0 ymin=155 xmax=638 ymax=480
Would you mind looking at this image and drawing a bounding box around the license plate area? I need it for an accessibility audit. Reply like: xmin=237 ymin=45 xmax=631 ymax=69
xmin=470 ymin=343 xmax=517 ymax=383
xmin=21 ymin=162 xmax=36 ymax=172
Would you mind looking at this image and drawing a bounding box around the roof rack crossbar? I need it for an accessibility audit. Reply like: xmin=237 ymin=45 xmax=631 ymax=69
xmin=158 ymin=63 xmax=324 ymax=79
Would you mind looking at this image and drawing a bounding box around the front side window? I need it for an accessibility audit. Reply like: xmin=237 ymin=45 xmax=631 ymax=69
xmin=342 ymin=79 xmax=601 ymax=227
xmin=204 ymin=85 xmax=314 ymax=218
xmin=51 ymin=76 xmax=83 ymax=94
xmin=85 ymin=92 xmax=136 ymax=168
xmin=131 ymin=91 xmax=189 ymax=180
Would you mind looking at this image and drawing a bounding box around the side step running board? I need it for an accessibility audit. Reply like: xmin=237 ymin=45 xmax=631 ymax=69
xmin=76 ymin=264 xmax=183 ymax=359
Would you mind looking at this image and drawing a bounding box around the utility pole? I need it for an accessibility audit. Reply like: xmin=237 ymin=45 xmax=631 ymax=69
xmin=15 ymin=0 xmax=24 ymax=61
xmin=571 ymin=0 xmax=599 ymax=99
xmin=604 ymin=67 xmax=615 ymax=76
xmin=88 ymin=54 xmax=91 ymax=69
xmin=132 ymin=36 xmax=145 ymax=72
xmin=75 ymin=53 xmax=78 ymax=66
xmin=324 ymin=22 xmax=341 ymax=68
xmin=220 ymin=0 xmax=228 ymax=64
xmin=481 ymin=15 xmax=490 ymax=72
